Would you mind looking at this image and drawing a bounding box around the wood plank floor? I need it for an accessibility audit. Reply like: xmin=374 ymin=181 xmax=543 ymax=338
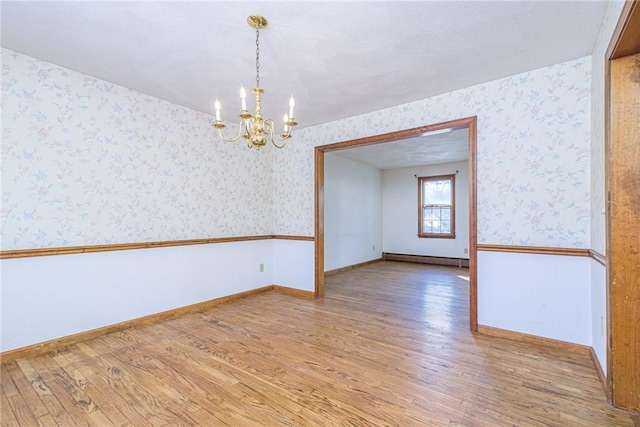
xmin=1 ymin=261 xmax=637 ymax=426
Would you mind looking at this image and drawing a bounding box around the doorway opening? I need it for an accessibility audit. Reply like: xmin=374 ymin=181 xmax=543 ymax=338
xmin=314 ymin=116 xmax=478 ymax=331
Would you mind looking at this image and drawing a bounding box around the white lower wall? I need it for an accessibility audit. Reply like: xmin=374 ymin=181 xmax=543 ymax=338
xmin=0 ymin=240 xmax=275 ymax=352
xmin=478 ymin=250 xmax=591 ymax=346
xmin=1 ymin=239 xmax=601 ymax=354
xmin=273 ymin=239 xmax=315 ymax=292
xmin=590 ymin=259 xmax=607 ymax=374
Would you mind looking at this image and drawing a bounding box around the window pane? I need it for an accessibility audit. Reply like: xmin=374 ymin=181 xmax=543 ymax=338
xmin=418 ymin=174 xmax=455 ymax=238
xmin=421 ymin=206 xmax=452 ymax=234
xmin=423 ymin=179 xmax=451 ymax=205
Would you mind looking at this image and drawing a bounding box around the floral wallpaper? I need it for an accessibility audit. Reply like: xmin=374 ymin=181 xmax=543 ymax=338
xmin=273 ymin=56 xmax=592 ymax=249
xmin=1 ymin=48 xmax=273 ymax=250
xmin=2 ymin=48 xmax=593 ymax=250
xmin=590 ymin=1 xmax=625 ymax=256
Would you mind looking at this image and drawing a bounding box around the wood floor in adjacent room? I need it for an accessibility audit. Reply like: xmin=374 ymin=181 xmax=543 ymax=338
xmin=1 ymin=261 xmax=637 ymax=426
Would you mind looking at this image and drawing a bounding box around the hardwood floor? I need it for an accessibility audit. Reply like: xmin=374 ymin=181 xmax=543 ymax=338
xmin=1 ymin=261 xmax=636 ymax=426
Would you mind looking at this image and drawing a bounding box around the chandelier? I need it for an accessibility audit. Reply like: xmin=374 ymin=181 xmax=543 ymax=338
xmin=213 ymin=15 xmax=297 ymax=149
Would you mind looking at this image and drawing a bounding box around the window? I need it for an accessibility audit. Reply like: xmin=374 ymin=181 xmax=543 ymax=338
xmin=418 ymin=174 xmax=455 ymax=238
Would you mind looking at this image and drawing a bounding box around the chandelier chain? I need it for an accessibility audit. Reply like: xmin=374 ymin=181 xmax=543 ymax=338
xmin=255 ymin=28 xmax=260 ymax=88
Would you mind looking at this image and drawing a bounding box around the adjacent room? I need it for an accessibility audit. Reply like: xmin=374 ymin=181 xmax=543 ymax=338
xmin=1 ymin=1 xmax=638 ymax=425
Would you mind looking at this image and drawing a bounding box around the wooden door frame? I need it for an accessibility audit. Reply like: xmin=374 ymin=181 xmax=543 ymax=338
xmin=314 ymin=116 xmax=478 ymax=332
xmin=605 ymin=0 xmax=640 ymax=413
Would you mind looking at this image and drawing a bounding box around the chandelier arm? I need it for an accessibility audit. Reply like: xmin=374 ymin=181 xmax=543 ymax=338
xmin=264 ymin=118 xmax=275 ymax=144
xmin=276 ymin=121 xmax=294 ymax=142
xmin=264 ymin=119 xmax=288 ymax=148
xmin=271 ymin=137 xmax=288 ymax=149
xmin=216 ymin=120 xmax=246 ymax=143
xmin=276 ymin=129 xmax=293 ymax=144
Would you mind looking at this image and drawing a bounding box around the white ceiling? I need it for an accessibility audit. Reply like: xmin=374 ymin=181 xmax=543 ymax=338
xmin=331 ymin=127 xmax=469 ymax=169
xmin=1 ymin=1 xmax=607 ymax=130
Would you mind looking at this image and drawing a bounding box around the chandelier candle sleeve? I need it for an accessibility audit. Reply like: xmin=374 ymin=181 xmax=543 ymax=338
xmin=214 ymin=100 xmax=221 ymax=121
xmin=284 ymin=114 xmax=290 ymax=132
xmin=240 ymin=86 xmax=247 ymax=111
xmin=289 ymin=96 xmax=295 ymax=118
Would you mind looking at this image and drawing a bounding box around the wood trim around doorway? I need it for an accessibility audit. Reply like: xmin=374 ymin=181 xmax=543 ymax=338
xmin=605 ymin=0 xmax=640 ymax=413
xmin=314 ymin=116 xmax=478 ymax=332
